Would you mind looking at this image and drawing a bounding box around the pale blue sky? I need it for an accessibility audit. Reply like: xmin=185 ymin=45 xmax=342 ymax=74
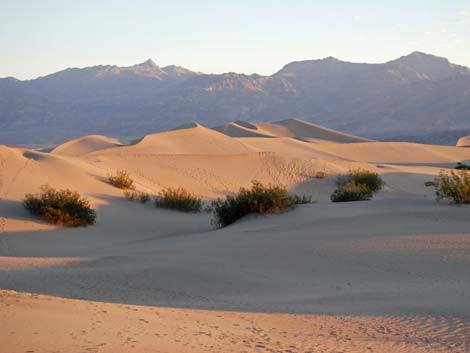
xmin=1 ymin=0 xmax=469 ymax=79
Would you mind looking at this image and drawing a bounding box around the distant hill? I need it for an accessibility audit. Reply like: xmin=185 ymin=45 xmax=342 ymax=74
xmin=1 ymin=52 xmax=469 ymax=145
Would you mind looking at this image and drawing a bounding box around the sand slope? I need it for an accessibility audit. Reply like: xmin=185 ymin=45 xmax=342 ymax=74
xmin=2 ymin=290 xmax=469 ymax=353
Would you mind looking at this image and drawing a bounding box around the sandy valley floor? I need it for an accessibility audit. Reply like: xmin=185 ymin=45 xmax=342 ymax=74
xmin=1 ymin=119 xmax=470 ymax=352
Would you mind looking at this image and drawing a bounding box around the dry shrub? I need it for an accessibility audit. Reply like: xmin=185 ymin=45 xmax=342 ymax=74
xmin=124 ymin=190 xmax=151 ymax=203
xmin=331 ymin=169 xmax=383 ymax=202
xmin=211 ymin=180 xmax=311 ymax=228
xmin=24 ymin=185 xmax=96 ymax=226
xmin=155 ymin=187 xmax=203 ymax=212
xmin=427 ymin=169 xmax=470 ymax=204
xmin=108 ymin=170 xmax=134 ymax=189
xmin=331 ymin=182 xmax=372 ymax=202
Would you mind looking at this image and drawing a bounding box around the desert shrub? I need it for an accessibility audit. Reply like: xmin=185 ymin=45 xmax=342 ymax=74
xmin=331 ymin=169 xmax=382 ymax=202
xmin=428 ymin=169 xmax=470 ymax=204
xmin=342 ymin=169 xmax=384 ymax=193
xmin=315 ymin=171 xmax=326 ymax=179
xmin=108 ymin=170 xmax=134 ymax=189
xmin=331 ymin=182 xmax=373 ymax=202
xmin=155 ymin=187 xmax=203 ymax=212
xmin=24 ymin=185 xmax=96 ymax=226
xmin=124 ymin=190 xmax=151 ymax=203
xmin=455 ymin=162 xmax=470 ymax=170
xmin=211 ymin=180 xmax=311 ymax=228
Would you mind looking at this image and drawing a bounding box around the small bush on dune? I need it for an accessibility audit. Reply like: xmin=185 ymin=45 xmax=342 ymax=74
xmin=108 ymin=170 xmax=134 ymax=189
xmin=211 ymin=180 xmax=311 ymax=228
xmin=24 ymin=185 xmax=96 ymax=226
xmin=331 ymin=169 xmax=383 ymax=202
xmin=124 ymin=190 xmax=151 ymax=203
xmin=331 ymin=182 xmax=373 ymax=202
xmin=426 ymin=169 xmax=470 ymax=204
xmin=155 ymin=187 xmax=203 ymax=212
xmin=343 ymin=169 xmax=384 ymax=193
xmin=315 ymin=171 xmax=326 ymax=179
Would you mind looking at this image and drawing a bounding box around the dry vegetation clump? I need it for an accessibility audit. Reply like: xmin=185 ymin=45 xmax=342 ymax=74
xmin=124 ymin=190 xmax=151 ymax=203
xmin=331 ymin=169 xmax=383 ymax=202
xmin=24 ymin=185 xmax=96 ymax=226
xmin=155 ymin=187 xmax=203 ymax=212
xmin=108 ymin=170 xmax=134 ymax=189
xmin=426 ymin=169 xmax=470 ymax=204
xmin=331 ymin=182 xmax=373 ymax=202
xmin=315 ymin=171 xmax=326 ymax=179
xmin=345 ymin=169 xmax=384 ymax=193
xmin=211 ymin=180 xmax=311 ymax=228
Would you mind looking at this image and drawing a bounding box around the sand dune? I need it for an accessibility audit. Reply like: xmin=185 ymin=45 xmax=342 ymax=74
xmin=311 ymin=141 xmax=470 ymax=164
xmin=2 ymin=122 xmax=470 ymax=353
xmin=123 ymin=123 xmax=254 ymax=155
xmin=254 ymin=118 xmax=373 ymax=143
xmin=214 ymin=118 xmax=372 ymax=143
xmin=51 ymin=134 xmax=122 ymax=156
xmin=213 ymin=120 xmax=274 ymax=138
xmin=457 ymin=135 xmax=470 ymax=147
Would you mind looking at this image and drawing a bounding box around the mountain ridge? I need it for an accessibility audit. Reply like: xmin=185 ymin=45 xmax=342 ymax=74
xmin=1 ymin=52 xmax=469 ymax=145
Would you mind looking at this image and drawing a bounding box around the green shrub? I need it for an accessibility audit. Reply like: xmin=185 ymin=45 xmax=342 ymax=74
xmin=455 ymin=162 xmax=470 ymax=170
xmin=428 ymin=169 xmax=470 ymax=204
xmin=124 ymin=189 xmax=151 ymax=203
xmin=24 ymin=185 xmax=96 ymax=226
xmin=331 ymin=182 xmax=373 ymax=202
xmin=155 ymin=187 xmax=203 ymax=212
xmin=108 ymin=170 xmax=134 ymax=189
xmin=331 ymin=169 xmax=383 ymax=202
xmin=211 ymin=180 xmax=311 ymax=228
xmin=342 ymin=169 xmax=384 ymax=193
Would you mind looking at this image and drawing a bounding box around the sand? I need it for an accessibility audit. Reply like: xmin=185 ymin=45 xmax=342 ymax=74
xmin=1 ymin=119 xmax=470 ymax=352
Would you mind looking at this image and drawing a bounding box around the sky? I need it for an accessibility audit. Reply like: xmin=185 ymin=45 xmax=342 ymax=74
xmin=1 ymin=0 xmax=469 ymax=79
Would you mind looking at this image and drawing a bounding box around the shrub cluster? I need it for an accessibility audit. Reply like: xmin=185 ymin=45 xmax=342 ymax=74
xmin=315 ymin=171 xmax=326 ymax=179
xmin=346 ymin=168 xmax=384 ymax=193
xmin=331 ymin=169 xmax=383 ymax=202
xmin=124 ymin=189 xmax=151 ymax=203
xmin=426 ymin=169 xmax=470 ymax=204
xmin=211 ymin=180 xmax=311 ymax=228
xmin=108 ymin=170 xmax=134 ymax=189
xmin=155 ymin=187 xmax=203 ymax=212
xmin=24 ymin=185 xmax=96 ymax=227
xmin=331 ymin=182 xmax=372 ymax=202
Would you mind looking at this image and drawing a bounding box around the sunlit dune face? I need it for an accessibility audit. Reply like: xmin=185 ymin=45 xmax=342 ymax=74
xmin=0 ymin=257 xmax=89 ymax=271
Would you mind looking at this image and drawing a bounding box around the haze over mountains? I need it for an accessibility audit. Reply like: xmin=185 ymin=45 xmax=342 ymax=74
xmin=1 ymin=51 xmax=469 ymax=145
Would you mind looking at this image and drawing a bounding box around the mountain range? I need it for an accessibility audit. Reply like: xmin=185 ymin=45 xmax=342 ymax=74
xmin=1 ymin=51 xmax=469 ymax=145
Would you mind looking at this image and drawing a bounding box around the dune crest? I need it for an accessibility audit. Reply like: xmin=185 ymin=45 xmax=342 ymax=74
xmin=456 ymin=135 xmax=470 ymax=147
xmin=51 ymin=135 xmax=122 ymax=157
xmin=213 ymin=121 xmax=273 ymax=138
xmin=254 ymin=118 xmax=373 ymax=143
xmin=119 ymin=123 xmax=255 ymax=155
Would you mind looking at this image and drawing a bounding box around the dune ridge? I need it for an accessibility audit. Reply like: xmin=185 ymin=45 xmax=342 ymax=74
xmin=456 ymin=135 xmax=470 ymax=147
xmin=51 ymin=135 xmax=122 ymax=156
